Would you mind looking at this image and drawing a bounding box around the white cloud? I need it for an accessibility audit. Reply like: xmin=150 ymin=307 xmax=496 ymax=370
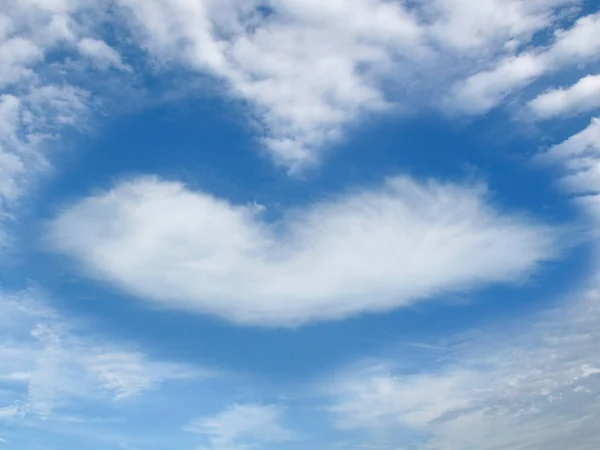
xmin=537 ymin=118 xmax=600 ymax=198
xmin=535 ymin=118 xmax=600 ymax=265
xmin=0 ymin=0 xmax=130 ymax=249
xmin=78 ymin=37 xmax=130 ymax=71
xmin=0 ymin=290 xmax=202 ymax=420
xmin=0 ymin=86 xmax=89 ymax=248
xmin=0 ymin=1 xmax=593 ymax=175
xmin=0 ymin=1 xmax=595 ymax=180
xmin=47 ymin=175 xmax=559 ymax=326
xmin=422 ymin=0 xmax=577 ymax=52
xmin=444 ymin=52 xmax=547 ymax=115
xmin=324 ymin=121 xmax=600 ymax=448
xmin=184 ymin=403 xmax=293 ymax=450
xmin=326 ymin=119 xmax=600 ymax=450
xmin=327 ymin=280 xmax=600 ymax=450
xmin=445 ymin=12 xmax=600 ymax=115
xmin=529 ymin=74 xmax=600 ymax=119
xmin=115 ymin=0 xmax=580 ymax=169
xmin=116 ymin=0 xmax=418 ymax=170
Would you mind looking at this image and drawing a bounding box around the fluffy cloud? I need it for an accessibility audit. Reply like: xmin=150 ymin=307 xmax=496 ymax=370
xmin=445 ymin=12 xmax=600 ymax=115
xmin=116 ymin=0 xmax=418 ymax=169
xmin=47 ymin=175 xmax=559 ymax=326
xmin=529 ymin=74 xmax=600 ymax=119
xmin=327 ymin=280 xmax=600 ymax=450
xmin=115 ymin=0 xmax=582 ymax=169
xmin=538 ymin=118 xmax=600 ymax=198
xmin=1 ymin=1 xmax=597 ymax=180
xmin=185 ymin=403 xmax=293 ymax=450
xmin=1 ymin=1 xmax=596 ymax=175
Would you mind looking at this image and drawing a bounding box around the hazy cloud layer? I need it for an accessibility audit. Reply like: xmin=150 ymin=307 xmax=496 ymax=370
xmin=185 ymin=403 xmax=293 ymax=450
xmin=328 ymin=279 xmax=600 ymax=450
xmin=0 ymin=290 xmax=202 ymax=422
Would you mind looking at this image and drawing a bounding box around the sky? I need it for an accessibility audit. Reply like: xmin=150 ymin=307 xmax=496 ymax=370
xmin=1 ymin=0 xmax=600 ymax=449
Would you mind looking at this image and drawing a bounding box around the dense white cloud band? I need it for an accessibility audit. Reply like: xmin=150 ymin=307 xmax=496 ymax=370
xmin=47 ymin=176 xmax=558 ymax=326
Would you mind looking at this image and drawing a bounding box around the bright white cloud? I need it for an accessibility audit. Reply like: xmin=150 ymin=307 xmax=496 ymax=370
xmin=185 ymin=403 xmax=292 ymax=450
xmin=47 ymin=175 xmax=559 ymax=326
xmin=422 ymin=0 xmax=578 ymax=51
xmin=536 ymin=118 xmax=600 ymax=267
xmin=1 ymin=0 xmax=594 ymax=175
xmin=115 ymin=0 xmax=581 ymax=169
xmin=446 ymin=12 xmax=600 ymax=115
xmin=529 ymin=74 xmax=600 ymax=118
xmin=116 ymin=0 xmax=418 ymax=170
xmin=0 ymin=0 xmax=596 ymax=180
xmin=327 ymin=280 xmax=600 ymax=450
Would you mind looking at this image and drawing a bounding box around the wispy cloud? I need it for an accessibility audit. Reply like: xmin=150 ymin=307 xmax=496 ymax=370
xmin=0 ymin=289 xmax=203 ymax=422
xmin=0 ymin=0 xmax=129 ymax=248
xmin=185 ymin=403 xmax=293 ymax=450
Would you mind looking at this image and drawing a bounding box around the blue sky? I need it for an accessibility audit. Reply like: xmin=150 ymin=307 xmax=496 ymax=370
xmin=1 ymin=1 xmax=600 ymax=449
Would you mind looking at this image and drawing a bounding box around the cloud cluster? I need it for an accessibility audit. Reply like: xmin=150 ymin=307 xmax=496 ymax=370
xmin=0 ymin=0 xmax=128 ymax=248
xmin=2 ymin=1 xmax=598 ymax=192
xmin=116 ymin=0 xmax=585 ymax=169
xmin=445 ymin=12 xmax=600 ymax=115
xmin=47 ymin=176 xmax=559 ymax=326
